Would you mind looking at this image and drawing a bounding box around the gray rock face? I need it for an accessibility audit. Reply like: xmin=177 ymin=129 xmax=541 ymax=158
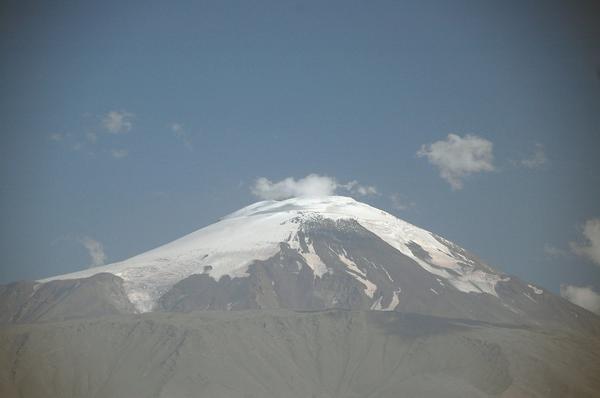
xmin=0 ymin=273 xmax=136 ymax=323
xmin=2 ymin=218 xmax=599 ymax=334
xmin=1 ymin=310 xmax=599 ymax=398
xmin=9 ymin=196 xmax=596 ymax=331
xmin=154 ymin=218 xmax=599 ymax=334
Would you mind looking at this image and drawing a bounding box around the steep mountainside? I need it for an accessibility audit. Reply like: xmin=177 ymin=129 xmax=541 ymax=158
xmin=2 ymin=310 xmax=600 ymax=398
xmin=1 ymin=196 xmax=600 ymax=397
xmin=0 ymin=196 xmax=597 ymax=332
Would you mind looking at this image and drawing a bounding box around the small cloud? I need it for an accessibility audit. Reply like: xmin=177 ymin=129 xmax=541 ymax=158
xmin=85 ymin=131 xmax=98 ymax=144
xmin=170 ymin=123 xmax=193 ymax=150
xmin=390 ymin=193 xmax=416 ymax=211
xmin=516 ymin=143 xmax=547 ymax=170
xmin=103 ymin=110 xmax=134 ymax=134
xmin=110 ymin=148 xmax=128 ymax=159
xmin=79 ymin=236 xmax=107 ymax=267
xmin=543 ymin=244 xmax=567 ymax=258
xmin=340 ymin=180 xmax=379 ymax=196
xmin=560 ymin=285 xmax=600 ymax=315
xmin=570 ymin=218 xmax=600 ymax=266
xmin=252 ymin=174 xmax=337 ymax=200
xmin=417 ymin=134 xmax=495 ymax=190
xmin=49 ymin=133 xmax=65 ymax=141
xmin=251 ymin=174 xmax=378 ymax=200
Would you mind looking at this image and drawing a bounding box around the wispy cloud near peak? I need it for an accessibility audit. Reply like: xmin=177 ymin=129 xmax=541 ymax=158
xmin=103 ymin=111 xmax=134 ymax=134
xmin=516 ymin=143 xmax=547 ymax=170
xmin=79 ymin=236 xmax=107 ymax=267
xmin=171 ymin=123 xmax=193 ymax=150
xmin=570 ymin=218 xmax=600 ymax=266
xmin=417 ymin=134 xmax=495 ymax=190
xmin=251 ymin=174 xmax=378 ymax=200
xmin=560 ymin=285 xmax=600 ymax=314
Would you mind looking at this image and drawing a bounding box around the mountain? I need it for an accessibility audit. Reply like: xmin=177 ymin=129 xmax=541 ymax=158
xmin=1 ymin=196 xmax=600 ymax=397
xmin=2 ymin=310 xmax=600 ymax=398
xmin=4 ymin=196 xmax=596 ymax=329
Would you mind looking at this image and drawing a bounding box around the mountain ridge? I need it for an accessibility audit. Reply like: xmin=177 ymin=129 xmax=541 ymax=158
xmin=37 ymin=196 xmax=511 ymax=313
xmin=2 ymin=196 xmax=600 ymax=397
xmin=0 ymin=195 xmax=593 ymax=334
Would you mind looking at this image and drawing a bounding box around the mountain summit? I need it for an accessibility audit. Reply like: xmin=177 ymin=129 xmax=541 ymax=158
xmin=39 ymin=196 xmax=503 ymax=312
xmin=1 ymin=196 xmax=590 ymax=331
xmin=2 ymin=196 xmax=600 ymax=398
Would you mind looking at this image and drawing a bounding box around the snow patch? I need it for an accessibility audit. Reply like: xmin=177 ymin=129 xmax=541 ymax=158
xmin=370 ymin=296 xmax=383 ymax=310
xmin=380 ymin=266 xmax=394 ymax=282
xmin=338 ymin=253 xmax=366 ymax=277
xmin=528 ymin=284 xmax=543 ymax=295
xmin=338 ymin=253 xmax=377 ymax=298
xmin=371 ymin=289 xmax=400 ymax=311
xmin=388 ymin=289 xmax=401 ymax=310
xmin=523 ymin=292 xmax=537 ymax=303
xmin=300 ymin=242 xmax=329 ymax=278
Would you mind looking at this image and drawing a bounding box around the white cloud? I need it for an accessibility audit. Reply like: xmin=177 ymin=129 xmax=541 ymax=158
xmin=570 ymin=218 xmax=600 ymax=266
xmin=110 ymin=148 xmax=128 ymax=159
xmin=390 ymin=193 xmax=415 ymax=211
xmin=252 ymin=174 xmax=336 ymax=200
xmin=103 ymin=111 xmax=134 ymax=134
xmin=417 ymin=134 xmax=495 ymax=190
xmin=79 ymin=236 xmax=107 ymax=267
xmin=560 ymin=285 xmax=600 ymax=315
xmin=49 ymin=133 xmax=65 ymax=141
xmin=518 ymin=143 xmax=547 ymax=169
xmin=251 ymin=174 xmax=378 ymax=200
xmin=339 ymin=180 xmax=379 ymax=196
xmin=171 ymin=123 xmax=193 ymax=150
xmin=543 ymin=243 xmax=567 ymax=258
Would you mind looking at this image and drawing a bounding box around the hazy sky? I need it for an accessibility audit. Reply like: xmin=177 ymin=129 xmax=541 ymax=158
xmin=1 ymin=1 xmax=599 ymax=303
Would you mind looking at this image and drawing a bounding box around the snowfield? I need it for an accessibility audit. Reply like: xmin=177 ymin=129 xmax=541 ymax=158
xmin=41 ymin=196 xmax=505 ymax=312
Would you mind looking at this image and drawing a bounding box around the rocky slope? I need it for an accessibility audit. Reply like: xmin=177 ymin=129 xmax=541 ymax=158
xmin=2 ymin=310 xmax=600 ymax=398
xmin=1 ymin=196 xmax=600 ymax=397
xmin=0 ymin=196 xmax=595 ymax=332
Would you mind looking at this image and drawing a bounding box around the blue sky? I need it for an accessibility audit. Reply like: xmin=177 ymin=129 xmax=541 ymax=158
xmin=1 ymin=1 xmax=599 ymax=305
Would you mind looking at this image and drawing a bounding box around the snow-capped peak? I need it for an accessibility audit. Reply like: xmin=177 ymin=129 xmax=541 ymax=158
xmin=41 ymin=196 xmax=504 ymax=312
xmin=223 ymin=196 xmax=362 ymax=219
